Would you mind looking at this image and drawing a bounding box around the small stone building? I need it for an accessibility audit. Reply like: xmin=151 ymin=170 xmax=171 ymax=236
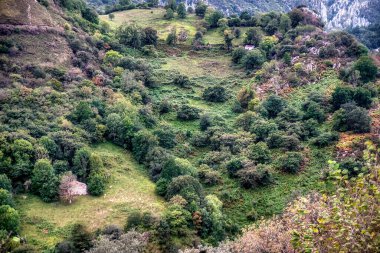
xmin=59 ymin=172 xmax=87 ymax=203
xmin=245 ymin=45 xmax=255 ymax=51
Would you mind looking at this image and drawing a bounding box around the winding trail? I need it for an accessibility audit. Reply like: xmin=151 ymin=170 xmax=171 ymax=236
xmin=27 ymin=3 xmax=32 ymax=25
xmin=0 ymin=24 xmax=65 ymax=35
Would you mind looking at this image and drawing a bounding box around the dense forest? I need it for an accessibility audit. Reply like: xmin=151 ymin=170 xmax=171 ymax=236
xmin=0 ymin=0 xmax=379 ymax=252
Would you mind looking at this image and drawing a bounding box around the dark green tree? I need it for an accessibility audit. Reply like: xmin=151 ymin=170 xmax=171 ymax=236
xmin=244 ymin=27 xmax=262 ymax=46
xmin=70 ymin=224 xmax=93 ymax=252
xmin=71 ymin=102 xmax=93 ymax=124
xmin=232 ymin=47 xmax=246 ymax=64
xmin=0 ymin=174 xmax=12 ymax=191
xmin=160 ymin=158 xmax=197 ymax=181
xmin=31 ymin=159 xmax=59 ymax=202
xmin=87 ymin=172 xmax=106 ymax=196
xmin=132 ymin=130 xmax=158 ymax=163
xmin=354 ymin=56 xmax=378 ymax=83
xmin=207 ymin=11 xmax=224 ymax=28
xmin=73 ymin=148 xmax=92 ymax=181
xmin=226 ymin=158 xmax=244 ymax=177
xmin=203 ymin=86 xmax=228 ymax=102
xmin=248 ymin=142 xmax=271 ymax=164
xmin=353 ymin=87 xmax=373 ymax=108
xmin=333 ymin=103 xmax=371 ymax=133
xmin=177 ymin=3 xmax=187 ymax=19
xmin=143 ymin=27 xmax=158 ymax=46
xmin=277 ymin=152 xmax=303 ymax=174
xmin=242 ymin=49 xmax=266 ymax=70
xmin=165 ymin=8 xmax=175 ymax=20
xmin=332 ymin=86 xmax=354 ymax=110
xmin=117 ymin=24 xmax=145 ymax=48
xmin=166 ymin=175 xmax=204 ymax=206
xmin=262 ymin=95 xmax=286 ymax=118
xmin=195 ymin=2 xmax=208 ymax=18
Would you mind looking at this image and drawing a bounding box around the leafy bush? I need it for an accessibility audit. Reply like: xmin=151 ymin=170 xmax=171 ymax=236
xmin=244 ymin=27 xmax=263 ymax=46
xmin=165 ymin=175 xmax=204 ymax=205
xmin=311 ymin=132 xmax=339 ymax=148
xmin=279 ymin=135 xmax=302 ymax=151
xmin=248 ymin=142 xmax=271 ymax=164
xmin=53 ymin=160 xmax=69 ymax=175
xmin=160 ymin=158 xmax=197 ymax=181
xmin=333 ymin=103 xmax=371 ymax=133
xmin=87 ymin=172 xmax=106 ymax=196
xmin=200 ymin=114 xmax=213 ymax=131
xmin=125 ymin=211 xmax=143 ymax=231
xmin=226 ymin=158 xmax=244 ymax=177
xmin=165 ymin=8 xmax=175 ymax=20
xmin=116 ymin=24 xmax=145 ymax=49
xmin=70 ymin=102 xmax=94 ymax=124
xmin=73 ymin=148 xmax=92 ymax=181
xmin=207 ymin=11 xmax=224 ymax=28
xmin=198 ymin=166 xmax=222 ymax=186
xmin=156 ymin=178 xmax=169 ymax=196
xmin=166 ymin=29 xmax=177 ymax=45
xmin=195 ymin=2 xmax=208 ymax=18
xmin=0 ymin=205 xmax=20 ymax=233
xmin=277 ymin=152 xmax=303 ymax=174
xmin=302 ymin=101 xmax=326 ymax=123
xmin=31 ymin=159 xmax=59 ymax=202
xmin=236 ymin=165 xmax=273 ymax=189
xmin=154 ymin=127 xmax=177 ymax=149
xmin=331 ymin=86 xmax=354 ymax=110
xmin=145 ymin=147 xmax=172 ymax=181
xmin=0 ymin=189 xmax=14 ymax=206
xmin=132 ymin=130 xmax=158 ymax=163
xmin=262 ymin=95 xmax=286 ymax=118
xmin=232 ymin=48 xmax=247 ymax=64
xmin=237 ymin=86 xmax=255 ymax=110
xmin=251 ymin=120 xmax=278 ymax=141
xmin=319 ymin=45 xmax=338 ymax=58
xmin=173 ymin=75 xmax=191 ymax=87
xmin=277 ymin=107 xmax=302 ymax=123
xmin=203 ymin=86 xmax=228 ymax=102
xmin=177 ymin=3 xmax=187 ymax=19
xmin=159 ymin=99 xmax=172 ymax=114
xmin=143 ymin=27 xmax=158 ymax=46
xmin=354 ymin=56 xmax=378 ymax=83
xmin=177 ymin=105 xmax=201 ymax=121
xmin=339 ymin=159 xmax=364 ymax=178
xmin=242 ymin=49 xmax=266 ymax=70
xmin=353 ymin=87 xmax=373 ymax=108
xmin=0 ymin=174 xmax=12 ymax=191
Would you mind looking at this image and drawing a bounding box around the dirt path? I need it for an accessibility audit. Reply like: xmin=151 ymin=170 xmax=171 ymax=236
xmin=0 ymin=24 xmax=64 ymax=35
xmin=27 ymin=3 xmax=32 ymax=25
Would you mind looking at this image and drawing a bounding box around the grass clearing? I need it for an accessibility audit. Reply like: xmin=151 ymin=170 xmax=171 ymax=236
xmin=16 ymin=143 xmax=165 ymax=250
xmin=101 ymin=8 xmax=199 ymax=41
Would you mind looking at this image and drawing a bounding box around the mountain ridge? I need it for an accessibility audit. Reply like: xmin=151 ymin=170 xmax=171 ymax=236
xmin=97 ymin=0 xmax=379 ymax=30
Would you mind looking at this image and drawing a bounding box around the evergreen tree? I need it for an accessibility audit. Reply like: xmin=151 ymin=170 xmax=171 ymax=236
xmin=177 ymin=3 xmax=187 ymax=19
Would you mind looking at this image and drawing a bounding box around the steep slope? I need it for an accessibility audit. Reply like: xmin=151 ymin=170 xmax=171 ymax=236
xmin=0 ymin=0 xmax=71 ymax=72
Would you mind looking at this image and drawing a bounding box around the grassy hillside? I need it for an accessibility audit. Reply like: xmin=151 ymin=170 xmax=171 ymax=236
xmin=0 ymin=2 xmax=379 ymax=252
xmin=100 ymin=8 xmax=248 ymax=45
xmin=16 ymin=143 xmax=165 ymax=250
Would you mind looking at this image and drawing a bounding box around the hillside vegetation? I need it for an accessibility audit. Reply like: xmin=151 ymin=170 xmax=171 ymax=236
xmin=0 ymin=0 xmax=379 ymax=252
